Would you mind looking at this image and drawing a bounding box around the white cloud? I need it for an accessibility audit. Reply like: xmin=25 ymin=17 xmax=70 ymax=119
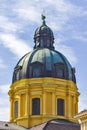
xmin=75 ymin=35 xmax=87 ymax=42
xmin=79 ymin=98 xmax=87 ymax=112
xmin=46 ymin=0 xmax=87 ymax=17
xmin=45 ymin=0 xmax=71 ymax=13
xmin=9 ymin=0 xmax=70 ymax=32
xmin=0 ymin=106 xmax=9 ymax=121
xmin=73 ymin=32 xmax=87 ymax=43
xmin=55 ymin=39 xmax=77 ymax=65
xmin=0 ymin=33 xmax=32 ymax=58
xmin=0 ymin=58 xmax=7 ymax=69
xmin=0 ymin=84 xmax=9 ymax=94
xmin=16 ymin=7 xmax=40 ymax=24
xmin=0 ymin=15 xmax=21 ymax=33
xmin=0 ymin=84 xmax=10 ymax=121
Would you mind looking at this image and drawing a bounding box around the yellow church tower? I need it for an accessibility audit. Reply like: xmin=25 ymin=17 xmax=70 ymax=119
xmin=8 ymin=15 xmax=80 ymax=128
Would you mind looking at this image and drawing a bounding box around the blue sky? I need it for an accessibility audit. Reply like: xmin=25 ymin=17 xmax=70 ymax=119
xmin=0 ymin=0 xmax=87 ymax=121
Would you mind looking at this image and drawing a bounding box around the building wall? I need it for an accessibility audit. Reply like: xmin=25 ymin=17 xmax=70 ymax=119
xmin=8 ymin=78 xmax=79 ymax=128
xmin=75 ymin=112 xmax=87 ymax=130
xmin=81 ymin=122 xmax=87 ymax=130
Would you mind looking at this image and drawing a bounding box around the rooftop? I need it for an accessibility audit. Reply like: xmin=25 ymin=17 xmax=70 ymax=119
xmin=0 ymin=119 xmax=80 ymax=130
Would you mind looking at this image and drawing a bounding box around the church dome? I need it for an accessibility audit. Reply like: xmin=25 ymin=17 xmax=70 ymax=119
xmin=12 ymin=48 xmax=76 ymax=83
xmin=12 ymin=15 xmax=76 ymax=83
xmin=9 ymin=15 xmax=80 ymax=129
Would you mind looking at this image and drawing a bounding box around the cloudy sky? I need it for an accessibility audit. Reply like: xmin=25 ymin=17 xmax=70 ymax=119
xmin=0 ymin=0 xmax=87 ymax=121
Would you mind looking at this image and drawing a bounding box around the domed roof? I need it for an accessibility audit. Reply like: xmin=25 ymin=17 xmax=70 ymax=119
xmin=34 ymin=21 xmax=54 ymax=39
xmin=34 ymin=21 xmax=54 ymax=38
xmin=34 ymin=15 xmax=54 ymax=50
xmin=12 ymin=48 xmax=76 ymax=83
xmin=12 ymin=15 xmax=76 ymax=83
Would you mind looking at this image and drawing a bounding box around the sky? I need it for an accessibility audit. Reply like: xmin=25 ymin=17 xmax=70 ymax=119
xmin=0 ymin=0 xmax=87 ymax=121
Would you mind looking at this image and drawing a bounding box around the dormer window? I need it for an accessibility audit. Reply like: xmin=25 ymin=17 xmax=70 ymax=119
xmin=13 ymin=66 xmax=22 ymax=82
xmin=33 ymin=67 xmax=41 ymax=77
xmin=29 ymin=62 xmax=43 ymax=78
xmin=54 ymin=63 xmax=66 ymax=79
xmin=56 ymin=68 xmax=64 ymax=78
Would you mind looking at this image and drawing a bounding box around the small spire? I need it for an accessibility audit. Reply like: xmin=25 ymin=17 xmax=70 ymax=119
xmin=41 ymin=9 xmax=46 ymax=25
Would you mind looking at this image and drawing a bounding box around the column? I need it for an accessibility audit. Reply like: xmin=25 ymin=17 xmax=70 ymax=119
xmin=84 ymin=122 xmax=85 ymax=130
xmin=81 ymin=122 xmax=83 ymax=130
xmin=86 ymin=122 xmax=87 ymax=130
xmin=66 ymin=94 xmax=72 ymax=118
xmin=43 ymin=92 xmax=46 ymax=115
xmin=52 ymin=92 xmax=56 ymax=115
xmin=30 ymin=94 xmax=32 ymax=115
xmin=10 ymin=98 xmax=14 ymax=121
xmin=72 ymin=96 xmax=74 ymax=116
xmin=18 ymin=94 xmax=21 ymax=117
xmin=76 ymin=98 xmax=79 ymax=114
xmin=25 ymin=92 xmax=29 ymax=116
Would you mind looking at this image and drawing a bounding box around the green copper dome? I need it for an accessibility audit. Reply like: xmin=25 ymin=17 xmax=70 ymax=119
xmin=12 ymin=16 xmax=76 ymax=83
xmin=12 ymin=48 xmax=76 ymax=83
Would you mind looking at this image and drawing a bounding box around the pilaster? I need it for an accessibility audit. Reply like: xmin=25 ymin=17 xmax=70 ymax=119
xmin=42 ymin=92 xmax=46 ymax=115
xmin=52 ymin=92 xmax=56 ymax=115
xmin=25 ymin=92 xmax=29 ymax=116
xmin=10 ymin=98 xmax=14 ymax=121
xmin=18 ymin=94 xmax=21 ymax=117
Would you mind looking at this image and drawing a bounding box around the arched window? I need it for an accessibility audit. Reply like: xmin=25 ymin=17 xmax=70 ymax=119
xmin=56 ymin=68 xmax=64 ymax=78
xmin=33 ymin=67 xmax=41 ymax=77
xmin=14 ymin=101 xmax=18 ymax=118
xmin=32 ymin=98 xmax=40 ymax=115
xmin=55 ymin=63 xmax=66 ymax=79
xmin=13 ymin=66 xmax=22 ymax=82
xmin=57 ymin=99 xmax=64 ymax=116
xmin=29 ymin=62 xmax=43 ymax=78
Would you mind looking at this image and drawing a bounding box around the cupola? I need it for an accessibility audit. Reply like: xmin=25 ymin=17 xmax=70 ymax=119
xmin=34 ymin=15 xmax=54 ymax=49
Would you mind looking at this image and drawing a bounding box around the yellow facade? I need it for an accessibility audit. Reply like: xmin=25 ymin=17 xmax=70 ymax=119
xmin=75 ymin=110 xmax=87 ymax=130
xmin=8 ymin=78 xmax=79 ymax=128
